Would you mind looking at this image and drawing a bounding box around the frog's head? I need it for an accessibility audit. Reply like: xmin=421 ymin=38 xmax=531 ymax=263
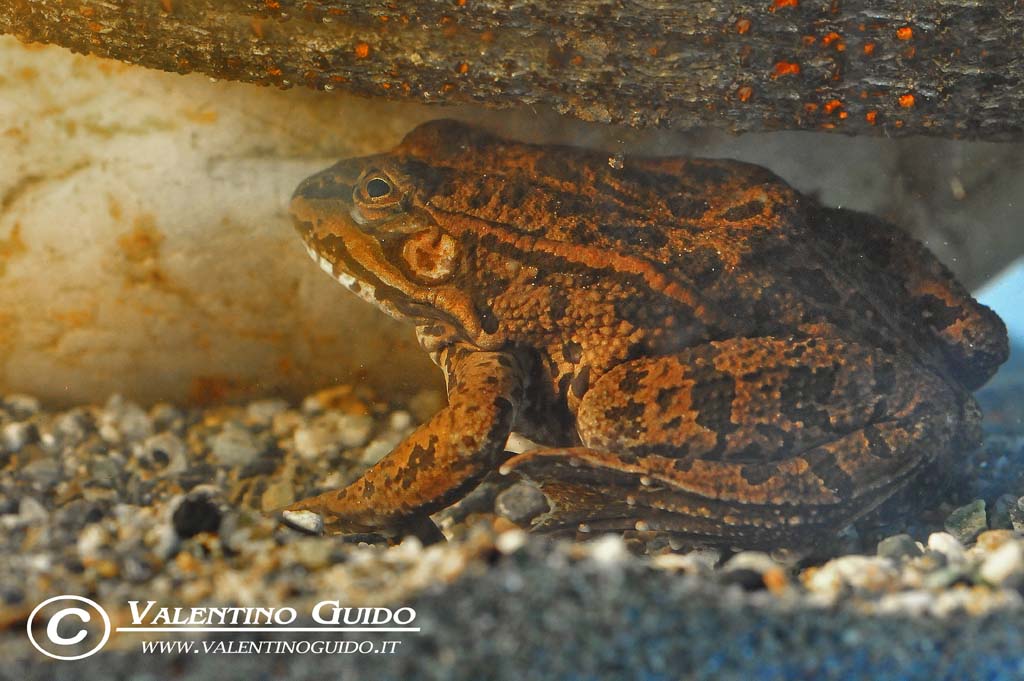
xmin=290 ymin=121 xmax=507 ymax=353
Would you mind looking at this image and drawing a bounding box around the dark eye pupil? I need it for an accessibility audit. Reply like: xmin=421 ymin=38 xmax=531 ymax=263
xmin=366 ymin=177 xmax=392 ymax=198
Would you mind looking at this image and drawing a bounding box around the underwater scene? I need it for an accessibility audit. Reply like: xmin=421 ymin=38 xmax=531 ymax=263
xmin=0 ymin=3 xmax=1022 ymax=680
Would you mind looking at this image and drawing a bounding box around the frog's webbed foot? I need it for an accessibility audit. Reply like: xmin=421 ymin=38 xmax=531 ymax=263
xmin=280 ymin=493 xmax=446 ymax=545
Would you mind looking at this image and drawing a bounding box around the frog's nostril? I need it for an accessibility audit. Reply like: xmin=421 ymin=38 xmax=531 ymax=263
xmin=292 ymin=172 xmax=351 ymax=202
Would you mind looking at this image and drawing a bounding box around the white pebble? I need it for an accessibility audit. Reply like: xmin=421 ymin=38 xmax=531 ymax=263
xmin=1 ymin=421 xmax=34 ymax=451
xmin=209 ymin=423 xmax=264 ymax=467
xmin=927 ymin=532 xmax=966 ymax=563
xmin=388 ymin=410 xmax=413 ymax=431
xmin=281 ymin=509 xmax=324 ymax=535
xmin=495 ymin=529 xmax=527 ymax=554
xmin=979 ymin=541 xmax=1024 ymax=587
xmin=588 ymin=534 xmax=628 ymax=565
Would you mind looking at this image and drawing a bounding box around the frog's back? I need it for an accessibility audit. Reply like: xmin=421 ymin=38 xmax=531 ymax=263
xmin=400 ymin=120 xmax=1006 ymax=388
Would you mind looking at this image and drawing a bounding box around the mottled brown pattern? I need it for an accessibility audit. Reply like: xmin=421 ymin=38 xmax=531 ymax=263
xmin=286 ymin=120 xmax=1007 ymax=548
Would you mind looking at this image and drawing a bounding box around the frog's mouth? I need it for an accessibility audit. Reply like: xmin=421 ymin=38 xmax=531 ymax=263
xmin=290 ymin=187 xmax=506 ymax=352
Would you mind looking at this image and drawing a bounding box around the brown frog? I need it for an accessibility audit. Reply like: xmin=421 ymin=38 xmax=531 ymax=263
xmin=285 ymin=120 xmax=1007 ymax=548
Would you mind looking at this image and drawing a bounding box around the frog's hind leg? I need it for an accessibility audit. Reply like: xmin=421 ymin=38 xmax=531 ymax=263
xmin=821 ymin=207 xmax=1008 ymax=389
xmin=504 ymin=337 xmax=974 ymax=549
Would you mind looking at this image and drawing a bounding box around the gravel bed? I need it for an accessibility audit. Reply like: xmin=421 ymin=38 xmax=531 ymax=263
xmin=1 ymin=378 xmax=1023 ymax=680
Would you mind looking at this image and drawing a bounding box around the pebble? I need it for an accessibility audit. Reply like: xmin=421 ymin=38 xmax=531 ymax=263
xmin=245 ymin=399 xmax=290 ymax=424
xmin=944 ymin=499 xmax=988 ymax=544
xmin=100 ymin=395 xmax=154 ymax=443
xmin=979 ymin=540 xmax=1024 ymax=587
xmin=1009 ymin=497 xmax=1024 ymax=532
xmin=3 ymin=393 xmax=41 ymax=418
xmin=1 ymin=421 xmax=36 ymax=451
xmin=136 ymin=431 xmax=187 ymax=473
xmin=494 ymin=482 xmax=549 ymax=526
xmin=261 ymin=480 xmax=295 ymax=512
xmin=209 ymin=422 xmax=266 ymax=467
xmin=877 ymin=533 xmax=923 ymax=561
xmin=281 ymin=509 xmax=324 ymax=535
xmin=171 ymin=490 xmax=223 ymax=538
xmin=990 ymin=493 xmax=1018 ymax=530
xmin=927 ymin=532 xmax=967 ymax=563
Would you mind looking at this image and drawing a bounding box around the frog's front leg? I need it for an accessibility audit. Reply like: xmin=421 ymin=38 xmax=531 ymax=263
xmin=286 ymin=347 xmax=525 ymax=540
xmin=506 ymin=337 xmax=974 ymax=547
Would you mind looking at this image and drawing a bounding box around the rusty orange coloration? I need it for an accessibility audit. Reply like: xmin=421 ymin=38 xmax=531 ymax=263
xmin=897 ymin=26 xmax=913 ymax=40
xmin=737 ymin=85 xmax=753 ymax=102
xmin=736 ymin=18 xmax=751 ymax=34
xmin=866 ymin=110 xmax=878 ymax=124
xmin=160 ymin=0 xmax=173 ymax=12
xmin=771 ymin=0 xmax=798 ymax=10
xmin=838 ymin=111 xmax=848 ymax=119
xmin=822 ymin=31 xmax=841 ymax=46
xmin=457 ymin=62 xmax=469 ymax=74
xmin=264 ymin=0 xmax=280 ymax=8
xmin=267 ymin=66 xmax=282 ymax=77
xmin=354 ymin=42 xmax=371 ymax=59
xmin=863 ymin=41 xmax=876 ymax=56
xmin=803 ymin=102 xmax=819 ymax=112
xmin=802 ymin=35 xmax=816 ymax=46
xmin=79 ymin=6 xmax=94 ymax=16
xmin=904 ymin=47 xmax=916 ymax=59
xmin=773 ymin=61 xmax=801 ymax=78
xmin=899 ymin=93 xmax=915 ymax=108
xmin=286 ymin=120 xmax=1008 ymax=547
xmin=823 ymin=98 xmax=842 ymax=114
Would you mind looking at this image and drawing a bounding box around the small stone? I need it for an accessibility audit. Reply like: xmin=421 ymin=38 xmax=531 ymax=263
xmin=927 ymin=532 xmax=967 ymax=563
xmin=18 ymin=496 xmax=49 ymax=524
xmin=4 ymin=394 xmax=40 ymax=418
xmin=149 ymin=402 xmax=185 ymax=430
xmin=136 ymin=432 xmax=187 ymax=473
xmin=408 ymin=389 xmax=444 ymax=423
xmin=292 ymin=538 xmax=333 ymax=569
xmin=588 ymin=533 xmax=628 ymax=565
xmin=171 ymin=491 xmax=222 ymax=538
xmin=877 ymin=534 xmax=923 ymax=561
xmin=281 ymin=509 xmax=324 ymax=535
xmin=990 ymin=494 xmax=1018 ymax=530
xmin=975 ymin=529 xmax=1015 ymax=552
xmin=2 ymin=421 xmax=36 ymax=452
xmin=77 ymin=524 xmax=110 ymax=560
xmin=246 ymin=399 xmax=290 ymax=424
xmin=495 ymin=528 xmax=527 ymax=554
xmin=388 ymin=410 xmax=413 ymax=432
xmin=1009 ymin=497 xmax=1024 ymax=533
xmin=100 ymin=395 xmax=154 ymax=443
xmin=209 ymin=422 xmax=265 ymax=467
xmin=337 ymin=413 xmax=374 ymax=449
xmin=54 ymin=409 xmax=93 ymax=445
xmin=494 ymin=482 xmax=549 ymax=526
xmin=805 ymin=555 xmax=898 ymax=593
xmin=721 ymin=552 xmax=782 ymax=591
xmin=360 ymin=435 xmax=400 ymax=465
xmin=261 ymin=480 xmax=295 ymax=512
xmin=945 ymin=499 xmax=987 ymax=544
xmin=979 ymin=541 xmax=1024 ymax=587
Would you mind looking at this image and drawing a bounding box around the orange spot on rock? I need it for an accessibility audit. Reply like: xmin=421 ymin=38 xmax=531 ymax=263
xmin=822 ymin=31 xmax=841 ymax=46
xmin=772 ymin=61 xmax=801 ymax=77
xmin=803 ymin=102 xmax=819 ymax=112
xmin=896 ymin=26 xmax=913 ymax=40
xmin=771 ymin=0 xmax=798 ymax=10
xmin=866 ymin=110 xmax=878 ymax=124
xmin=838 ymin=110 xmax=848 ymax=119
xmin=823 ymin=98 xmax=843 ymax=114
xmin=736 ymin=18 xmax=751 ymax=34
xmin=737 ymin=86 xmax=753 ymax=102
xmin=899 ymin=93 xmax=915 ymax=108
xmin=863 ymin=41 xmax=876 ymax=56
xmin=354 ymin=42 xmax=371 ymax=59
xmin=457 ymin=62 xmax=469 ymax=74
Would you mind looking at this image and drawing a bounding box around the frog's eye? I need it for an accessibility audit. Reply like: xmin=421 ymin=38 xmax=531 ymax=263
xmin=365 ymin=177 xmax=393 ymax=199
